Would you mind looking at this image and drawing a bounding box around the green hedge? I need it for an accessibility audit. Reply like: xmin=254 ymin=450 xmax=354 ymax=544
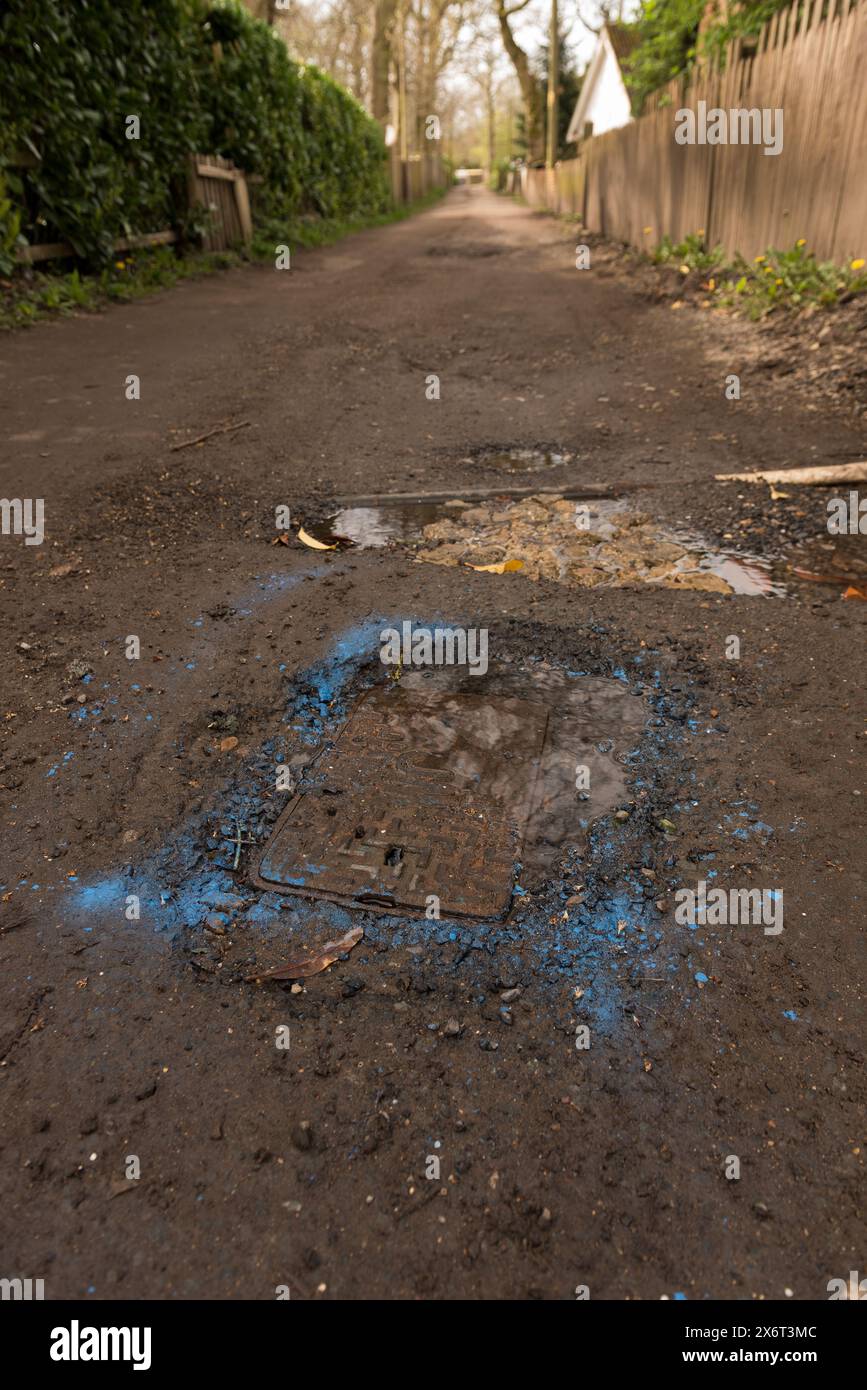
xmin=0 ymin=0 xmax=389 ymax=270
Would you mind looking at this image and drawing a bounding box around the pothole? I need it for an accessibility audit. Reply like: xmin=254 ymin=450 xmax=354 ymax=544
xmin=253 ymin=664 xmax=644 ymax=921
xmin=413 ymin=493 xmax=784 ymax=595
xmin=461 ymin=446 xmax=575 ymax=473
xmin=425 ymin=241 xmax=507 ymax=258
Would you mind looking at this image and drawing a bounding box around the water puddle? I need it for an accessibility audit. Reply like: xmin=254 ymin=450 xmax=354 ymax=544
xmin=303 ymin=500 xmax=463 ymax=549
xmin=254 ymin=663 xmax=644 ymax=920
xmin=300 ymin=492 xmax=784 ymax=596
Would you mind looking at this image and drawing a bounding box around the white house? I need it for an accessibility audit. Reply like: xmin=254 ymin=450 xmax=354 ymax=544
xmin=565 ymin=23 xmax=639 ymax=143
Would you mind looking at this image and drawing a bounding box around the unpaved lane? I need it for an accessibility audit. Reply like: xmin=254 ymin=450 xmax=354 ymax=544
xmin=0 ymin=187 xmax=863 ymax=1301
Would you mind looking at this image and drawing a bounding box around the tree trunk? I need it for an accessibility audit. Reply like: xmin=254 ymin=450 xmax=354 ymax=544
xmin=496 ymin=3 xmax=545 ymax=162
xmin=372 ymin=0 xmax=399 ymax=126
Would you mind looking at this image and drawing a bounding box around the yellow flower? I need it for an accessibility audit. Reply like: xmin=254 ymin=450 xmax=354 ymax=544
xmin=754 ymin=254 xmax=766 ymax=263
xmin=643 ymin=226 xmax=653 ymax=234
xmin=707 ymin=277 xmax=715 ymax=290
xmin=765 ymin=266 xmax=775 ymax=275
xmin=796 ymin=238 xmax=806 ymax=247
xmin=115 ymin=260 xmax=125 ymax=269
xmin=696 ymin=228 xmax=705 ymax=236
xmin=775 ymin=278 xmax=783 ymax=285
xmin=679 ymin=264 xmax=690 ymax=275
xmin=851 ymin=258 xmax=865 ymax=271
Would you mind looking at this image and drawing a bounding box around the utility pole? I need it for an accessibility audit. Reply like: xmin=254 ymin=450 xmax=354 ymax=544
xmin=398 ymin=5 xmax=409 ymax=163
xmin=546 ymin=0 xmax=558 ymax=169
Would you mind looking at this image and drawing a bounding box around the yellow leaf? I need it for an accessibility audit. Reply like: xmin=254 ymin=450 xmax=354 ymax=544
xmin=297 ymin=526 xmax=337 ymax=550
xmin=466 ymin=558 xmax=524 ymax=574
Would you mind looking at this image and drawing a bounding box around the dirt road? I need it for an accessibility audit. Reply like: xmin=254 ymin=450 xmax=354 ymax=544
xmin=0 ymin=186 xmax=863 ymax=1301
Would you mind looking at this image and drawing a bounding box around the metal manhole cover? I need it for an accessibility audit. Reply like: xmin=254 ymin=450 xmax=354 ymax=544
xmin=254 ymin=687 xmax=549 ymax=920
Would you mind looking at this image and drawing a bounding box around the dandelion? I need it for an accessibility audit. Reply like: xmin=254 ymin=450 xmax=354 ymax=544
xmin=775 ymin=278 xmax=783 ymax=285
xmin=115 ymin=261 xmax=126 ymax=270
xmin=796 ymin=238 xmax=806 ymax=247
xmin=851 ymin=258 xmax=865 ymax=271
xmin=643 ymin=226 xmax=653 ymax=234
xmin=754 ymin=254 xmax=766 ymax=263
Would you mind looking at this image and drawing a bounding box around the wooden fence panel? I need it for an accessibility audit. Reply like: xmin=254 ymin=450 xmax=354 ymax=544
xmin=187 ymin=154 xmax=252 ymax=251
xmin=538 ymin=0 xmax=866 ymax=263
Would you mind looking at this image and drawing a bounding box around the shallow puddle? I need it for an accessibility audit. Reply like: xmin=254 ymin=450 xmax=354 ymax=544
xmin=303 ymin=501 xmax=455 ymax=548
xmin=255 ymin=663 xmax=644 ymax=919
xmin=302 ymin=492 xmax=786 ymax=596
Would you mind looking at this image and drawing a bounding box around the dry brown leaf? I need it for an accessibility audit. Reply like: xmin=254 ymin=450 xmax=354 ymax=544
xmin=466 ymin=558 xmax=524 ymax=574
xmin=219 ymin=736 xmax=238 ymax=752
xmin=248 ymin=925 xmax=364 ymax=982
xmin=843 ymin=585 xmax=867 ymax=601
xmin=297 ymin=526 xmax=337 ymax=551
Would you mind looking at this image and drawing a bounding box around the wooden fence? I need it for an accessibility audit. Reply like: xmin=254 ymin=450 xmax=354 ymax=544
xmin=14 ymin=142 xmax=444 ymax=265
xmin=13 ymin=153 xmax=252 ymax=264
xmin=388 ymin=150 xmax=448 ymax=205
xmin=521 ymin=0 xmax=866 ymax=262
xmin=187 ymin=154 xmax=252 ymax=251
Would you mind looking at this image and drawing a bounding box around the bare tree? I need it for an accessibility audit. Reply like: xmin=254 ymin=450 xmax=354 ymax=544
xmin=495 ymin=1 xmax=545 ymax=161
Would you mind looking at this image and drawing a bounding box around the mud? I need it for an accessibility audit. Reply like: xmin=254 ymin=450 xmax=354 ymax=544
xmin=0 ymin=186 xmax=863 ymax=1302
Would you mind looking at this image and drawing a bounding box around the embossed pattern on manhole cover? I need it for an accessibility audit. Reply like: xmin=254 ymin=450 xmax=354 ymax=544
xmin=254 ymin=687 xmax=549 ymax=920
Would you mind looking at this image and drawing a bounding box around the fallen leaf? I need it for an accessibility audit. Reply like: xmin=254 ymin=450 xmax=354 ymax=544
xmin=48 ymin=562 xmax=78 ymax=578
xmin=219 ymin=736 xmax=238 ymax=752
xmin=297 ymin=526 xmax=337 ymax=551
xmin=248 ymin=925 xmax=364 ymax=982
xmin=466 ymin=558 xmax=524 ymax=574
xmin=843 ymin=585 xmax=867 ymax=601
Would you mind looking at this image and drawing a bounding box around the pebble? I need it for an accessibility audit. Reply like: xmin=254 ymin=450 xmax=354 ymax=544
xmin=290 ymin=1122 xmax=313 ymax=1152
xmin=443 ymin=1019 xmax=462 ymax=1037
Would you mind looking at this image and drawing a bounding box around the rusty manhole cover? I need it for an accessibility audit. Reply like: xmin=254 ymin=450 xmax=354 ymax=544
xmin=254 ymin=686 xmax=549 ymax=920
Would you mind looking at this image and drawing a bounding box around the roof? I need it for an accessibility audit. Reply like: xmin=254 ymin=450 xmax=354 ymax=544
xmin=605 ymin=22 xmax=640 ymax=67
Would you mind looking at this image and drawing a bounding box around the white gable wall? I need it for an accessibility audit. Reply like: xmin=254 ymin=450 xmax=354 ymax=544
xmin=566 ymin=30 xmax=634 ymax=142
xmin=583 ymin=42 xmax=633 ymax=136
